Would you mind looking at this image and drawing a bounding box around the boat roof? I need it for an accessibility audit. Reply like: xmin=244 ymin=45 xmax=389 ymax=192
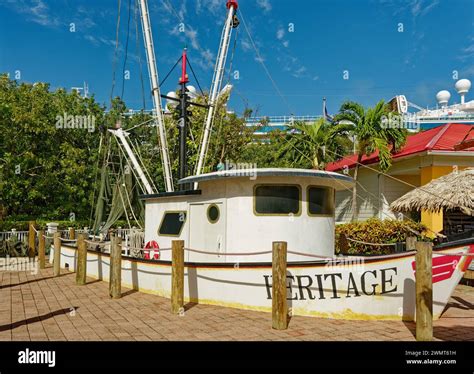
xmin=178 ymin=168 xmax=354 ymax=185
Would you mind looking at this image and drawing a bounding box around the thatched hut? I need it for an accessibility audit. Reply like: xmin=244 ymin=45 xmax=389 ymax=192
xmin=390 ymin=168 xmax=474 ymax=235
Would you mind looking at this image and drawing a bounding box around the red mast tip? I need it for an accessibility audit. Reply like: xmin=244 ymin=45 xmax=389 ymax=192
xmin=226 ymin=0 xmax=238 ymax=10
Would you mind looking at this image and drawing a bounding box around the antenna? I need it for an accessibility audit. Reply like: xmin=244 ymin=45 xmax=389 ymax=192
xmin=455 ymin=79 xmax=471 ymax=105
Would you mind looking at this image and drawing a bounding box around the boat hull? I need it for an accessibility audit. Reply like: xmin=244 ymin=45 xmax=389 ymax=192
xmin=53 ymin=240 xmax=473 ymax=321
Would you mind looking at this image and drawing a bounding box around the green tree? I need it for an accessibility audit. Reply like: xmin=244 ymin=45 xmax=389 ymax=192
xmin=274 ymin=119 xmax=352 ymax=169
xmin=334 ymin=100 xmax=407 ymax=221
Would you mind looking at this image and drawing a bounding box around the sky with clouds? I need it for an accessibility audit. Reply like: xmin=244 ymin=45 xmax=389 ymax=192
xmin=0 ymin=0 xmax=473 ymax=116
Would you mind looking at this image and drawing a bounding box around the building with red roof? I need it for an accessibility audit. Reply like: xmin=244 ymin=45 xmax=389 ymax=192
xmin=325 ymin=123 xmax=474 ymax=235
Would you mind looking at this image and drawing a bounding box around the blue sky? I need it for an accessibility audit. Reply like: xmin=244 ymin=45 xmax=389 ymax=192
xmin=0 ymin=0 xmax=473 ymax=117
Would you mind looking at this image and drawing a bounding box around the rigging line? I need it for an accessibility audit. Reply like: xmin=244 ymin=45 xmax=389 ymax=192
xmin=159 ymin=56 xmax=182 ymax=88
xmin=186 ymin=57 xmax=207 ymax=99
xmin=118 ymin=150 xmax=143 ymax=229
xmin=110 ymin=0 xmax=122 ymax=105
xmin=88 ymin=133 xmax=104 ymax=227
xmin=126 ymin=117 xmax=155 ymax=132
xmin=134 ymin=0 xmax=146 ymax=110
xmin=131 ymin=137 xmax=158 ymax=192
xmin=225 ymin=27 xmax=238 ymax=86
xmin=117 ymin=152 xmax=132 ymax=229
xmin=112 ymin=135 xmax=147 ymax=195
xmin=321 ymin=170 xmax=434 ymax=238
xmin=323 ymin=147 xmax=473 ymax=213
xmin=275 ymin=130 xmax=438 ymax=236
xmin=121 ymin=0 xmax=133 ymax=100
xmin=238 ymin=9 xmax=294 ymax=115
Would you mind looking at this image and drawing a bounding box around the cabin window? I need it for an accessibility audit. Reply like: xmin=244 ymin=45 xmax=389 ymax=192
xmin=307 ymin=186 xmax=334 ymax=216
xmin=207 ymin=204 xmax=220 ymax=224
xmin=254 ymin=184 xmax=301 ymax=215
xmin=158 ymin=211 xmax=186 ymax=236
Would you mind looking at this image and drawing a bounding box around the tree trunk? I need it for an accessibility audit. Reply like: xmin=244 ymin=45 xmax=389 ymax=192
xmin=351 ymin=154 xmax=363 ymax=221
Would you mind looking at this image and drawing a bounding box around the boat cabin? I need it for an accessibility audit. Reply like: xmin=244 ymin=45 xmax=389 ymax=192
xmin=141 ymin=168 xmax=354 ymax=263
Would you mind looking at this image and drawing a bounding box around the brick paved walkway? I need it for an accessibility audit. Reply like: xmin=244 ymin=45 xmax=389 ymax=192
xmin=0 ymin=265 xmax=473 ymax=341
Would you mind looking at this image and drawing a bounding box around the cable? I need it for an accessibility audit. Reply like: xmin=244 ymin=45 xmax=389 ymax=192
xmin=187 ymin=58 xmax=207 ymax=99
xmin=121 ymin=0 xmax=132 ymax=100
xmin=159 ymin=56 xmax=182 ymax=88
xmin=134 ymin=0 xmax=146 ymax=110
xmin=110 ymin=0 xmax=122 ymax=105
xmin=238 ymin=9 xmax=294 ymax=115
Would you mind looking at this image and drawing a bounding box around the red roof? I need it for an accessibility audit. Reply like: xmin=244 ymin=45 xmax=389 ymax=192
xmin=325 ymin=123 xmax=474 ymax=172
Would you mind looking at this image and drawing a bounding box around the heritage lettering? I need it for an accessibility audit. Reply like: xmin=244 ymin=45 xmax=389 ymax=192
xmin=264 ymin=267 xmax=398 ymax=300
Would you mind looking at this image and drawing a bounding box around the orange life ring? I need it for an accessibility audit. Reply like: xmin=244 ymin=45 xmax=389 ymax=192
xmin=144 ymin=240 xmax=160 ymax=260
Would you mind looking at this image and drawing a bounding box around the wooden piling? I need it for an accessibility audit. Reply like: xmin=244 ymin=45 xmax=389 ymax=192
xmin=406 ymin=236 xmax=417 ymax=251
xmin=53 ymin=232 xmax=61 ymax=277
xmin=272 ymin=241 xmax=288 ymax=330
xmin=415 ymin=241 xmax=433 ymax=341
xmin=171 ymin=240 xmax=185 ymax=314
xmin=38 ymin=230 xmax=45 ymax=269
xmin=109 ymin=234 xmax=122 ymax=299
xmin=76 ymin=234 xmax=87 ymax=285
xmin=28 ymin=221 xmax=36 ymax=258
xmin=69 ymin=227 xmax=76 ymax=240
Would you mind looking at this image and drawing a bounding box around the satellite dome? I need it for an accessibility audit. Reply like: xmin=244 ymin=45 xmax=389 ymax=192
xmin=436 ymin=90 xmax=451 ymax=105
xmin=186 ymin=85 xmax=198 ymax=99
xmin=166 ymin=91 xmax=179 ymax=108
xmin=455 ymin=79 xmax=471 ymax=94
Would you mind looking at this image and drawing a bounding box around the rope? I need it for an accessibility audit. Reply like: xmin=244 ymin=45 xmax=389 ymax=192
xmin=345 ymin=237 xmax=397 ymax=247
xmin=287 ymin=250 xmax=334 ymax=259
xmin=120 ymin=0 xmax=132 ymax=99
xmin=59 ymin=238 xmax=77 ymax=243
xmin=184 ymin=248 xmax=272 ymax=256
xmin=110 ymin=0 xmax=122 ymax=104
xmin=238 ymin=9 xmax=294 ymax=114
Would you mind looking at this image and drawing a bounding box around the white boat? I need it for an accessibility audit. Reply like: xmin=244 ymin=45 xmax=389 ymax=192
xmin=53 ymin=169 xmax=474 ymax=321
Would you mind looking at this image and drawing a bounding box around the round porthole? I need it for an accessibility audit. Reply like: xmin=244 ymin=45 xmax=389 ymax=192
xmin=207 ymin=204 xmax=220 ymax=224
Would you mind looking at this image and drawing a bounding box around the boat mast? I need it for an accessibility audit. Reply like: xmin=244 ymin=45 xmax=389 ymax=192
xmin=110 ymin=128 xmax=156 ymax=195
xmin=195 ymin=0 xmax=239 ymax=179
xmin=138 ymin=0 xmax=174 ymax=192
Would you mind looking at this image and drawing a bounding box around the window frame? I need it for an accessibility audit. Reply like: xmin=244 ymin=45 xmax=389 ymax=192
xmin=207 ymin=204 xmax=220 ymax=224
xmin=253 ymin=183 xmax=302 ymax=217
xmin=157 ymin=210 xmax=187 ymax=237
xmin=306 ymin=185 xmax=335 ymax=217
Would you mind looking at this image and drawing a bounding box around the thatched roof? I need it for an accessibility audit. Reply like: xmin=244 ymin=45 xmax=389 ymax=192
xmin=390 ymin=168 xmax=474 ymax=215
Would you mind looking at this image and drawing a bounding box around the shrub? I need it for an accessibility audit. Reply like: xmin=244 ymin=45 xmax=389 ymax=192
xmin=335 ymin=218 xmax=429 ymax=255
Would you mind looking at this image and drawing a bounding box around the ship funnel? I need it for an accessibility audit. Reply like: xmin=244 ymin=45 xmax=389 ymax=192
xmin=436 ymin=90 xmax=451 ymax=107
xmin=455 ymin=79 xmax=471 ymax=104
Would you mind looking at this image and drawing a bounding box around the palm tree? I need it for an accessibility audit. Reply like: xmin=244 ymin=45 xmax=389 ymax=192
xmin=334 ymin=100 xmax=407 ymax=221
xmin=276 ymin=118 xmax=352 ymax=170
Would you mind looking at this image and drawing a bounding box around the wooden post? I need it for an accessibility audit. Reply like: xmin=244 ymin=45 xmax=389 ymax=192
xmin=38 ymin=230 xmax=46 ymax=269
xmin=53 ymin=232 xmax=61 ymax=277
xmin=338 ymin=233 xmax=349 ymax=254
xmin=406 ymin=236 xmax=417 ymax=251
xmin=28 ymin=221 xmax=36 ymax=258
xmin=415 ymin=241 xmax=433 ymax=341
xmin=76 ymin=234 xmax=87 ymax=285
xmin=171 ymin=240 xmax=185 ymax=314
xmin=109 ymin=234 xmax=122 ymax=299
xmin=272 ymin=241 xmax=288 ymax=330
xmin=68 ymin=227 xmax=76 ymax=240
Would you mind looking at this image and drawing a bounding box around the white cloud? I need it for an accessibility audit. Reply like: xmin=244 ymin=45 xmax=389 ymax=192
xmin=256 ymin=0 xmax=272 ymax=13
xmin=282 ymin=40 xmax=289 ymax=48
xmin=3 ymin=0 xmax=60 ymax=27
xmin=276 ymin=28 xmax=285 ymax=40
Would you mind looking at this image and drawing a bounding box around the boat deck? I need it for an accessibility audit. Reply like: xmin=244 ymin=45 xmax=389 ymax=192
xmin=0 ymin=264 xmax=472 ymax=341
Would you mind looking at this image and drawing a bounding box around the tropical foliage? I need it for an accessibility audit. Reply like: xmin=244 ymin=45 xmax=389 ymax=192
xmin=333 ymin=100 xmax=407 ymax=220
xmin=335 ymin=218 xmax=428 ymax=255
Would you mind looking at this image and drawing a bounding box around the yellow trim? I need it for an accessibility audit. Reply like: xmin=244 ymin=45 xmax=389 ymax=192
xmin=207 ymin=204 xmax=220 ymax=224
xmin=306 ymin=185 xmax=335 ymax=217
xmin=158 ymin=210 xmax=187 ymax=237
xmin=253 ymin=183 xmax=302 ymax=217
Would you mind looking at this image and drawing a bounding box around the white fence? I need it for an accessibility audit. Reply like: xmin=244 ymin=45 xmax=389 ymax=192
xmin=0 ymin=230 xmax=29 ymax=242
